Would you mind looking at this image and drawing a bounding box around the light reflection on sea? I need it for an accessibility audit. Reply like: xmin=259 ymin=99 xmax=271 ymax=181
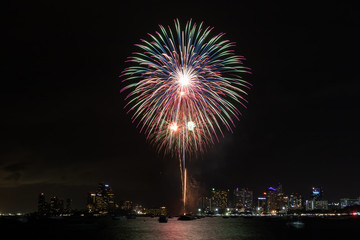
xmin=101 ymin=216 xmax=359 ymax=240
xmin=2 ymin=216 xmax=360 ymax=240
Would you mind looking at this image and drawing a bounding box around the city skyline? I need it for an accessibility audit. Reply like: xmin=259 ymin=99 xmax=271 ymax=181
xmin=3 ymin=181 xmax=359 ymax=215
xmin=2 ymin=2 xmax=360 ymax=214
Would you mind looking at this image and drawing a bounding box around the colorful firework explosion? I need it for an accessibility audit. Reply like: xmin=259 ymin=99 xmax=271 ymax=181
xmin=121 ymin=19 xmax=251 ymax=157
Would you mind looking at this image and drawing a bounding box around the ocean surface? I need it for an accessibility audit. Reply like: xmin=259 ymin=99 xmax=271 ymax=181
xmin=2 ymin=215 xmax=360 ymax=240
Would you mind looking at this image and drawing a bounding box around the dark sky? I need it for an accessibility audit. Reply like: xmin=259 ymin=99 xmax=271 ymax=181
xmin=2 ymin=1 xmax=359 ymax=214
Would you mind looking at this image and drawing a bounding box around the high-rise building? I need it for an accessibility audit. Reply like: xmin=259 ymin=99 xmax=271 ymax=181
xmin=49 ymin=196 xmax=63 ymax=215
xmin=97 ymin=183 xmax=115 ymax=212
xmin=233 ymin=187 xmax=253 ymax=212
xmin=87 ymin=183 xmax=116 ymax=213
xmin=311 ymin=187 xmax=323 ymax=201
xmin=306 ymin=186 xmax=327 ymax=211
xmin=257 ymin=197 xmax=267 ymax=214
xmin=38 ymin=193 xmax=48 ymax=215
xmin=265 ymin=184 xmax=288 ymax=213
xmin=87 ymin=193 xmax=97 ymax=212
xmin=65 ymin=198 xmax=72 ymax=212
xmin=95 ymin=193 xmax=107 ymax=211
xmin=210 ymin=188 xmax=228 ymax=213
xmin=289 ymin=193 xmax=302 ymax=209
xmin=38 ymin=193 xmax=70 ymax=215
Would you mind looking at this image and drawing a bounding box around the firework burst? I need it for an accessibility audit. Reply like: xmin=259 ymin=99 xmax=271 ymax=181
xmin=121 ymin=19 xmax=251 ymax=156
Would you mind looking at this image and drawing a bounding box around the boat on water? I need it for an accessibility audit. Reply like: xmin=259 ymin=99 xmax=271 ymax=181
xmin=286 ymin=215 xmax=305 ymax=229
xmin=286 ymin=220 xmax=305 ymax=229
xmin=158 ymin=216 xmax=168 ymax=223
xmin=178 ymin=215 xmax=197 ymax=221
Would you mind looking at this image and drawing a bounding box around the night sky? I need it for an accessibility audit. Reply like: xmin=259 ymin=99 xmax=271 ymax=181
xmin=2 ymin=1 xmax=359 ymax=214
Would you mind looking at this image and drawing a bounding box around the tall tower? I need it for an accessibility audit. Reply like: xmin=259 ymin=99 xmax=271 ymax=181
xmin=311 ymin=187 xmax=323 ymax=201
xmin=49 ymin=196 xmax=62 ymax=215
xmin=87 ymin=192 xmax=96 ymax=212
xmin=38 ymin=192 xmax=47 ymax=215
xmin=233 ymin=187 xmax=253 ymax=212
xmin=65 ymin=198 xmax=72 ymax=213
xmin=257 ymin=196 xmax=267 ymax=214
xmin=265 ymin=183 xmax=287 ymax=213
xmin=97 ymin=183 xmax=116 ymax=213
xmin=210 ymin=188 xmax=228 ymax=213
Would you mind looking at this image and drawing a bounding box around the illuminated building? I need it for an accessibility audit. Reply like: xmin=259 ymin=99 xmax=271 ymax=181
xmin=265 ymin=184 xmax=288 ymax=213
xmin=95 ymin=193 xmax=107 ymax=211
xmin=311 ymin=187 xmax=323 ymax=201
xmin=266 ymin=186 xmax=279 ymax=212
xmin=38 ymin=193 xmax=48 ymax=215
xmin=281 ymin=196 xmax=289 ymax=213
xmin=233 ymin=187 xmax=253 ymax=212
xmin=315 ymin=200 xmax=328 ymax=210
xmin=65 ymin=198 xmax=72 ymax=213
xmin=38 ymin=192 xmax=70 ymax=215
xmin=87 ymin=193 xmax=97 ymax=212
xmin=49 ymin=196 xmax=63 ymax=215
xmin=306 ymin=187 xmax=327 ymax=211
xmin=87 ymin=183 xmax=116 ymax=213
xmin=145 ymin=207 xmax=168 ymax=216
xmin=121 ymin=200 xmax=133 ymax=211
xmin=289 ymin=193 xmax=302 ymax=209
xmin=133 ymin=204 xmax=145 ymax=214
xmin=198 ymin=196 xmax=211 ymax=213
xmin=340 ymin=198 xmax=360 ymax=208
xmin=97 ymin=183 xmax=115 ymax=212
xmin=328 ymin=201 xmax=341 ymax=210
xmin=210 ymin=188 xmax=229 ymax=213
xmin=257 ymin=197 xmax=267 ymax=214
xmin=306 ymin=200 xmax=328 ymax=211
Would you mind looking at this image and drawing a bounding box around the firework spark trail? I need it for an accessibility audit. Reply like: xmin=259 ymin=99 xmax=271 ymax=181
xmin=121 ymin=19 xmax=251 ymax=213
